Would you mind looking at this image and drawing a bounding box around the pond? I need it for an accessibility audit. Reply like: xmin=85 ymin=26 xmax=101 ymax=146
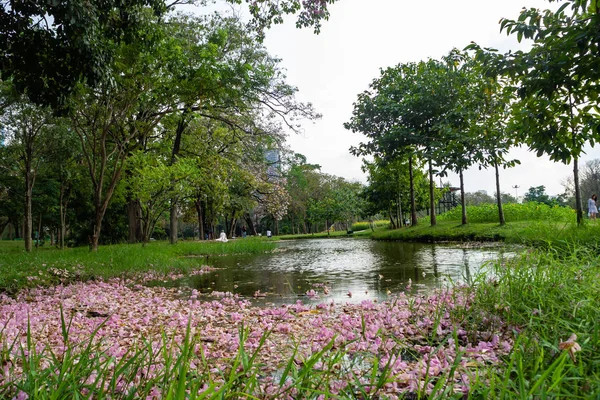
xmin=164 ymin=239 xmax=514 ymax=305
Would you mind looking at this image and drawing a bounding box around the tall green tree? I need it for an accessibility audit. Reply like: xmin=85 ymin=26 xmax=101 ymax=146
xmin=361 ymin=157 xmax=429 ymax=228
xmin=1 ymin=99 xmax=55 ymax=251
xmin=494 ymin=0 xmax=600 ymax=224
xmin=347 ymin=59 xmax=458 ymax=226
xmin=164 ymin=14 xmax=318 ymax=244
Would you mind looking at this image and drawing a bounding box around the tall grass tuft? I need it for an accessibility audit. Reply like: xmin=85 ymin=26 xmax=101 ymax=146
xmin=464 ymin=246 xmax=600 ymax=397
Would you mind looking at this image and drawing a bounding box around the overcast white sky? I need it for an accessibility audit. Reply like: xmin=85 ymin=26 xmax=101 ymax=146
xmin=247 ymin=0 xmax=598 ymax=197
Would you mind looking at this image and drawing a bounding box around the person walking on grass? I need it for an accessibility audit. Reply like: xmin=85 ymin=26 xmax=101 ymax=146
xmin=588 ymin=194 xmax=598 ymax=220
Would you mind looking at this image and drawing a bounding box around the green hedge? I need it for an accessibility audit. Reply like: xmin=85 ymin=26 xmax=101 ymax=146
xmin=438 ymin=202 xmax=576 ymax=223
xmin=351 ymin=220 xmax=390 ymax=231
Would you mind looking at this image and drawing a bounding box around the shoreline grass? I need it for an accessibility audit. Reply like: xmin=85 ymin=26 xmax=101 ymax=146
xmin=274 ymin=228 xmax=374 ymax=240
xmin=372 ymin=219 xmax=600 ymax=248
xmin=0 ymin=238 xmax=275 ymax=294
xmin=462 ymin=245 xmax=600 ymax=397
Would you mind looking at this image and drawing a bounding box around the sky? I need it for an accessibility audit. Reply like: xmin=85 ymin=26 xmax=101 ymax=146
xmin=237 ymin=0 xmax=599 ymax=198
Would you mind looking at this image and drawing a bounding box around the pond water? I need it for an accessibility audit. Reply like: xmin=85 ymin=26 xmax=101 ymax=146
xmin=163 ymin=239 xmax=514 ymax=305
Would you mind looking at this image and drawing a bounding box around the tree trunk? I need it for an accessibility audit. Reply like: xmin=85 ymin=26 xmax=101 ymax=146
xmin=90 ymin=209 xmax=104 ymax=252
xmin=36 ymin=212 xmax=42 ymax=249
xmin=127 ymin=199 xmax=142 ymax=243
xmin=229 ymin=218 xmax=236 ymax=238
xmin=168 ymin=110 xmax=189 ymax=245
xmin=169 ymin=202 xmax=178 ymax=244
xmin=409 ymin=156 xmax=417 ymax=226
xmin=460 ymin=169 xmax=467 ymax=225
xmin=388 ymin=204 xmax=397 ymax=229
xmin=24 ymin=185 xmax=33 ymax=252
xmin=574 ymin=156 xmax=583 ymax=225
xmin=397 ymin=191 xmax=404 ymax=228
xmin=428 ymin=159 xmax=437 ymax=226
xmin=245 ymin=214 xmax=257 ymax=236
xmin=59 ymin=185 xmax=66 ymax=249
xmin=195 ymin=197 xmax=205 ymax=240
xmin=494 ymin=161 xmax=505 ymax=225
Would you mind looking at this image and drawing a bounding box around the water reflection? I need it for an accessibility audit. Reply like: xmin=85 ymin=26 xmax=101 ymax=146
xmin=165 ymin=239 xmax=512 ymax=305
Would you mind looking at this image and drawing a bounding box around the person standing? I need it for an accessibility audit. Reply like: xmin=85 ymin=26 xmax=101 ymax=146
xmin=588 ymin=194 xmax=598 ymax=220
xmin=242 ymin=225 xmax=247 ymax=238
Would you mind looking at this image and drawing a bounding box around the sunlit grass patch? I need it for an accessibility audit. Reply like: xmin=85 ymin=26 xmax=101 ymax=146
xmin=0 ymin=239 xmax=276 ymax=294
xmin=351 ymin=220 xmax=390 ymax=231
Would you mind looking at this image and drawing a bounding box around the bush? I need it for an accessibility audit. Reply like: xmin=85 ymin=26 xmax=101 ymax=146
xmin=438 ymin=202 xmax=575 ymax=223
xmin=351 ymin=220 xmax=390 ymax=231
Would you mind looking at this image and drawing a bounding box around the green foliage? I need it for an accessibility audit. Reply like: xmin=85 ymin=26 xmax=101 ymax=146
xmin=438 ymin=202 xmax=575 ymax=224
xmin=466 ymin=247 xmax=600 ymax=397
xmin=0 ymin=0 xmax=339 ymax=108
xmin=350 ymin=220 xmax=390 ymax=231
xmin=360 ymin=157 xmax=430 ymax=227
xmin=522 ymin=185 xmax=558 ymax=206
xmin=488 ymin=0 xmax=600 ymax=223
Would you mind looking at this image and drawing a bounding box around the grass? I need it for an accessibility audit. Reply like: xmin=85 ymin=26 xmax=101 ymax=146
xmin=462 ymin=245 xmax=600 ymax=397
xmin=0 ymin=238 xmax=276 ymax=294
xmin=274 ymin=228 xmax=374 ymax=240
xmin=0 ymin=321 xmax=397 ymax=399
xmin=373 ymin=218 xmax=600 ymax=248
xmin=2 ymin=203 xmax=599 ymax=397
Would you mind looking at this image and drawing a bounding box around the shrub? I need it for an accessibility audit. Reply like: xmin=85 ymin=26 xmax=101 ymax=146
xmin=351 ymin=220 xmax=390 ymax=231
xmin=438 ymin=202 xmax=575 ymax=223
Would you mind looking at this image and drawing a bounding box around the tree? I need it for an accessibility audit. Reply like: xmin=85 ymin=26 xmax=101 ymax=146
xmin=164 ymin=14 xmax=319 ymax=244
xmin=0 ymin=0 xmax=338 ymax=248
xmin=497 ymin=0 xmax=600 ymax=224
xmin=346 ymin=60 xmax=458 ymax=227
xmin=279 ymin=153 xmax=325 ymax=234
xmin=434 ymin=50 xmax=484 ymax=225
xmin=126 ymin=152 xmax=196 ymax=244
xmin=523 ymin=185 xmax=555 ymax=206
xmin=361 ymin=157 xmax=429 ymax=229
xmin=1 ymin=99 xmax=55 ymax=251
xmin=0 ymin=0 xmax=339 ymax=108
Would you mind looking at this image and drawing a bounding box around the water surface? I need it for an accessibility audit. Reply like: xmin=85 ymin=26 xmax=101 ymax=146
xmin=167 ymin=239 xmax=512 ymax=305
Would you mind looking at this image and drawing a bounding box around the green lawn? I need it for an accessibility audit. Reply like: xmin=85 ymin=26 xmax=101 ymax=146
xmin=0 ymin=238 xmax=276 ymax=294
xmin=372 ymin=219 xmax=600 ymax=247
xmin=275 ymin=228 xmax=374 ymax=240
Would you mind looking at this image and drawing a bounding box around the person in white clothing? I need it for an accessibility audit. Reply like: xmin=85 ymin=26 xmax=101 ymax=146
xmin=588 ymin=194 xmax=598 ymax=220
xmin=216 ymin=230 xmax=228 ymax=242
